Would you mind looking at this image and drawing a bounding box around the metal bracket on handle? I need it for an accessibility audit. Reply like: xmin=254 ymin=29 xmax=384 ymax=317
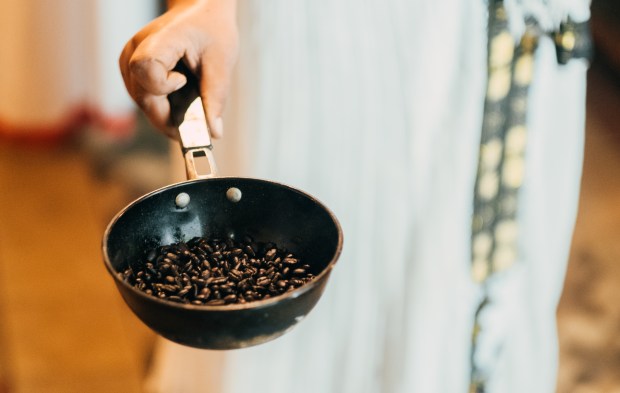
xmin=178 ymin=97 xmax=218 ymax=180
xmin=181 ymin=146 xmax=217 ymax=180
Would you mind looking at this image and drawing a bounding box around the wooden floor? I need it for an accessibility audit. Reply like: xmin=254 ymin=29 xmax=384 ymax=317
xmin=0 ymin=62 xmax=618 ymax=392
xmin=0 ymin=139 xmax=158 ymax=392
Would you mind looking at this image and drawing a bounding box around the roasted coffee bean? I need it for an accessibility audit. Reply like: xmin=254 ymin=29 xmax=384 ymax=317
xmin=200 ymin=244 xmax=213 ymax=253
xmin=244 ymin=245 xmax=256 ymax=257
xmin=229 ymin=269 xmax=242 ymax=281
xmin=238 ymin=279 xmax=250 ymax=292
xmin=199 ymin=288 xmax=211 ymax=298
xmin=211 ymin=277 xmax=228 ymax=285
xmin=207 ymin=299 xmax=226 ymax=306
xmin=166 ymin=252 xmax=180 ymax=261
xmin=265 ymin=248 xmax=277 ymax=261
xmin=177 ymin=286 xmax=191 ymax=297
xmin=123 ymin=235 xmax=314 ymax=306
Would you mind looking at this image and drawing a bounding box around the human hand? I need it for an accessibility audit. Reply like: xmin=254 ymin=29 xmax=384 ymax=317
xmin=119 ymin=0 xmax=238 ymax=139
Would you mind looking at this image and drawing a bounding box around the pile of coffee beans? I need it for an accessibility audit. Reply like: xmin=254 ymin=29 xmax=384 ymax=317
xmin=120 ymin=235 xmax=314 ymax=305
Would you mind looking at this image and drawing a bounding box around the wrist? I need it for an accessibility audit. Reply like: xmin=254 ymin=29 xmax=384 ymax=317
xmin=167 ymin=0 xmax=236 ymax=12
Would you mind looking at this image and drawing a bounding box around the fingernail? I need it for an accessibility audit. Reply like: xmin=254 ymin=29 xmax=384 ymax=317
xmin=211 ymin=117 xmax=224 ymax=138
xmin=172 ymin=74 xmax=187 ymax=90
xmin=175 ymin=78 xmax=187 ymax=90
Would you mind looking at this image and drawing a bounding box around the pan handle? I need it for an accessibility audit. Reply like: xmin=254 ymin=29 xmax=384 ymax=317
xmin=177 ymin=97 xmax=218 ymax=180
xmin=168 ymin=62 xmax=218 ymax=180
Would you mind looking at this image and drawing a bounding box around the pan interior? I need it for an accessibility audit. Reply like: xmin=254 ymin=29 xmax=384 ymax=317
xmin=105 ymin=178 xmax=341 ymax=277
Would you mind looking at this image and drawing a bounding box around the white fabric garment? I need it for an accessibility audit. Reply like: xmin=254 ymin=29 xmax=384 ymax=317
xmin=148 ymin=1 xmax=589 ymax=392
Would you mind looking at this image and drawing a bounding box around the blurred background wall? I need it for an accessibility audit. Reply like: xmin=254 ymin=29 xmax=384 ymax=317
xmin=0 ymin=0 xmax=158 ymax=142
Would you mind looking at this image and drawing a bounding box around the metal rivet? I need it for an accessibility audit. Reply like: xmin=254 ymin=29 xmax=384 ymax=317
xmin=226 ymin=187 xmax=242 ymax=203
xmin=175 ymin=192 xmax=190 ymax=208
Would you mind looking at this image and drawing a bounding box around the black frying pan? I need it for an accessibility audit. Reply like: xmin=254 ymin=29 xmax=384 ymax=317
xmin=102 ymin=88 xmax=342 ymax=349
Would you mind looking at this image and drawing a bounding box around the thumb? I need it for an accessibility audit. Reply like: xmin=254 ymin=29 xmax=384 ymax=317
xmin=200 ymin=52 xmax=236 ymax=139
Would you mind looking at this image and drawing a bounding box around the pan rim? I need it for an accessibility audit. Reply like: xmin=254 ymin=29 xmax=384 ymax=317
xmin=101 ymin=176 xmax=344 ymax=312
